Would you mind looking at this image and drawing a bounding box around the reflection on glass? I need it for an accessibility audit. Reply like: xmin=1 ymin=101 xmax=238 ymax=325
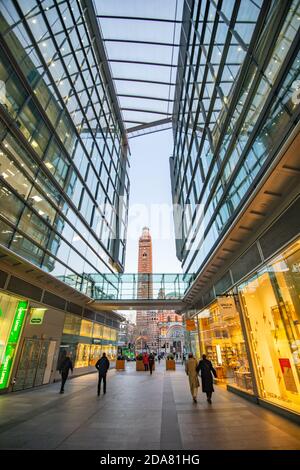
xmin=239 ymin=238 xmax=300 ymax=413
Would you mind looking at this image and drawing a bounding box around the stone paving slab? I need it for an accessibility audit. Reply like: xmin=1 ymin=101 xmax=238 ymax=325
xmin=0 ymin=362 xmax=299 ymax=450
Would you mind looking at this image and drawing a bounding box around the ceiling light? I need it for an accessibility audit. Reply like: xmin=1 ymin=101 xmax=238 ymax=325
xmin=32 ymin=195 xmax=43 ymax=202
xmin=45 ymin=162 xmax=54 ymax=169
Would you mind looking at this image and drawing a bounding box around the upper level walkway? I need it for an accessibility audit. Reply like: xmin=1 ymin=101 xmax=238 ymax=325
xmin=0 ymin=362 xmax=299 ymax=450
xmin=60 ymin=273 xmax=195 ymax=310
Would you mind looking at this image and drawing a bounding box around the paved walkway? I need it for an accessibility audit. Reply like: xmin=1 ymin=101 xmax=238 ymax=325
xmin=0 ymin=362 xmax=299 ymax=450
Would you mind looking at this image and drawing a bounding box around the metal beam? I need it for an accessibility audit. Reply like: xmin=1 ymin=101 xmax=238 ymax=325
xmin=121 ymin=108 xmax=171 ymax=115
xmin=103 ymin=38 xmax=181 ymax=47
xmin=108 ymin=59 xmax=178 ymax=68
xmin=117 ymin=94 xmax=173 ymax=102
xmin=114 ymin=77 xmax=176 ymax=86
xmin=96 ymin=15 xmax=182 ymax=24
xmin=127 ymin=126 xmax=173 ymax=139
xmin=127 ymin=117 xmax=173 ymax=134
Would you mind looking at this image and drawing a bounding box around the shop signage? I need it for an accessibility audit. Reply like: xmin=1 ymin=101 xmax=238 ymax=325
xmin=0 ymin=300 xmax=28 ymax=389
xmin=30 ymin=308 xmax=46 ymax=325
xmin=186 ymin=319 xmax=196 ymax=331
xmin=92 ymin=338 xmax=102 ymax=344
xmin=217 ymin=296 xmax=236 ymax=317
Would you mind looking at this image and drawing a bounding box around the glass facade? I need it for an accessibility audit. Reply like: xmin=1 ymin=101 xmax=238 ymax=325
xmin=171 ymin=0 xmax=300 ymax=276
xmin=197 ymin=298 xmax=253 ymax=392
xmin=0 ymin=0 xmax=129 ymax=295
xmin=239 ymin=238 xmax=300 ymax=414
xmin=59 ymin=312 xmax=118 ymax=369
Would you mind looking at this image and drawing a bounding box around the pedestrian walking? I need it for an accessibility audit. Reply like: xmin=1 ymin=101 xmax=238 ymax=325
xmin=142 ymin=352 xmax=149 ymax=371
xmin=95 ymin=352 xmax=110 ymax=396
xmin=149 ymin=352 xmax=155 ymax=375
xmin=158 ymin=354 xmax=161 ymax=364
xmin=59 ymin=353 xmax=73 ymax=394
xmin=185 ymin=352 xmax=199 ymax=403
xmin=196 ymin=354 xmax=217 ymax=403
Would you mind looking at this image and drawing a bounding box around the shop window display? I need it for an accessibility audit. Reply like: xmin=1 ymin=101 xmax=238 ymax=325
xmin=63 ymin=313 xmax=81 ymax=336
xmin=239 ymin=239 xmax=300 ymax=414
xmin=198 ymin=298 xmax=253 ymax=392
xmin=80 ymin=319 xmax=93 ymax=338
xmin=75 ymin=343 xmax=91 ymax=368
xmin=92 ymin=323 xmax=103 ymax=339
xmin=89 ymin=344 xmax=102 ymax=366
xmin=61 ymin=311 xmax=119 ymax=368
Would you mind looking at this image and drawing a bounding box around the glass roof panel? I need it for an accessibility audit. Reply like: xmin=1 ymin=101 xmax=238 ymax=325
xmin=109 ymin=62 xmax=173 ymax=82
xmin=119 ymin=97 xmax=169 ymax=113
xmin=96 ymin=0 xmax=182 ymax=20
xmin=115 ymin=81 xmax=176 ymax=100
xmin=104 ymin=42 xmax=179 ymax=64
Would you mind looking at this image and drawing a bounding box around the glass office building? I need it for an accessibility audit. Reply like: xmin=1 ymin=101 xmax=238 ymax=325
xmin=171 ymin=0 xmax=300 ymax=417
xmin=0 ymin=0 xmax=129 ymax=391
xmin=0 ymin=0 xmax=129 ymax=286
xmin=171 ymin=0 xmax=300 ymax=275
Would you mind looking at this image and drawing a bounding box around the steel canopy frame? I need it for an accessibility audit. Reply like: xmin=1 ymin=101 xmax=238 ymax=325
xmin=92 ymin=0 xmax=184 ymax=137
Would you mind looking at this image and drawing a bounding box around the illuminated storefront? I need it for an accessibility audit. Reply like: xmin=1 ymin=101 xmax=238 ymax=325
xmin=197 ymin=298 xmax=253 ymax=393
xmin=0 ymin=293 xmax=28 ymax=390
xmin=59 ymin=313 xmax=118 ymax=371
xmin=239 ymin=238 xmax=300 ymax=414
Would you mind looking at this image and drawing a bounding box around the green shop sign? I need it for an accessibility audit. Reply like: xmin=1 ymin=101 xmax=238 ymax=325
xmin=0 ymin=300 xmax=28 ymax=389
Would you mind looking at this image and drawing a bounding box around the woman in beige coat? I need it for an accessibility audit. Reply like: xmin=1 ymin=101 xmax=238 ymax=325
xmin=185 ymin=353 xmax=199 ymax=403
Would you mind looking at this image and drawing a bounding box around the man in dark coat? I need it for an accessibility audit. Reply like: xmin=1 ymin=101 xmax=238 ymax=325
xmin=196 ymin=354 xmax=217 ymax=403
xmin=148 ymin=353 xmax=155 ymax=375
xmin=59 ymin=353 xmax=73 ymax=394
xmin=95 ymin=352 xmax=110 ymax=396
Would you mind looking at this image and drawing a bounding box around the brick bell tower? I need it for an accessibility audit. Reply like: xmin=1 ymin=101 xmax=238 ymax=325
xmin=136 ymin=227 xmax=155 ymax=352
xmin=138 ymin=227 xmax=153 ymax=298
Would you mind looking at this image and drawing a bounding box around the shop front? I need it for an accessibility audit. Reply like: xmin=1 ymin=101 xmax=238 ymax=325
xmin=57 ymin=313 xmax=118 ymax=376
xmin=239 ymin=238 xmax=300 ymax=415
xmin=197 ymin=297 xmax=254 ymax=393
xmin=0 ymin=292 xmax=28 ymax=391
xmin=11 ymin=304 xmax=65 ymax=391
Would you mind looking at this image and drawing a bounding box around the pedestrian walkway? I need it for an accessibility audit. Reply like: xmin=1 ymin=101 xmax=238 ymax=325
xmin=0 ymin=362 xmax=299 ymax=450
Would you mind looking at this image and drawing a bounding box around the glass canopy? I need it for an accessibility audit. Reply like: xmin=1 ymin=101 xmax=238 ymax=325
xmin=93 ymin=0 xmax=184 ymax=136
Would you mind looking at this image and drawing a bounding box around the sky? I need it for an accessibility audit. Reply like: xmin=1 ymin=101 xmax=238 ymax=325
xmin=124 ymin=129 xmax=182 ymax=274
xmin=119 ymin=129 xmax=182 ymax=323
